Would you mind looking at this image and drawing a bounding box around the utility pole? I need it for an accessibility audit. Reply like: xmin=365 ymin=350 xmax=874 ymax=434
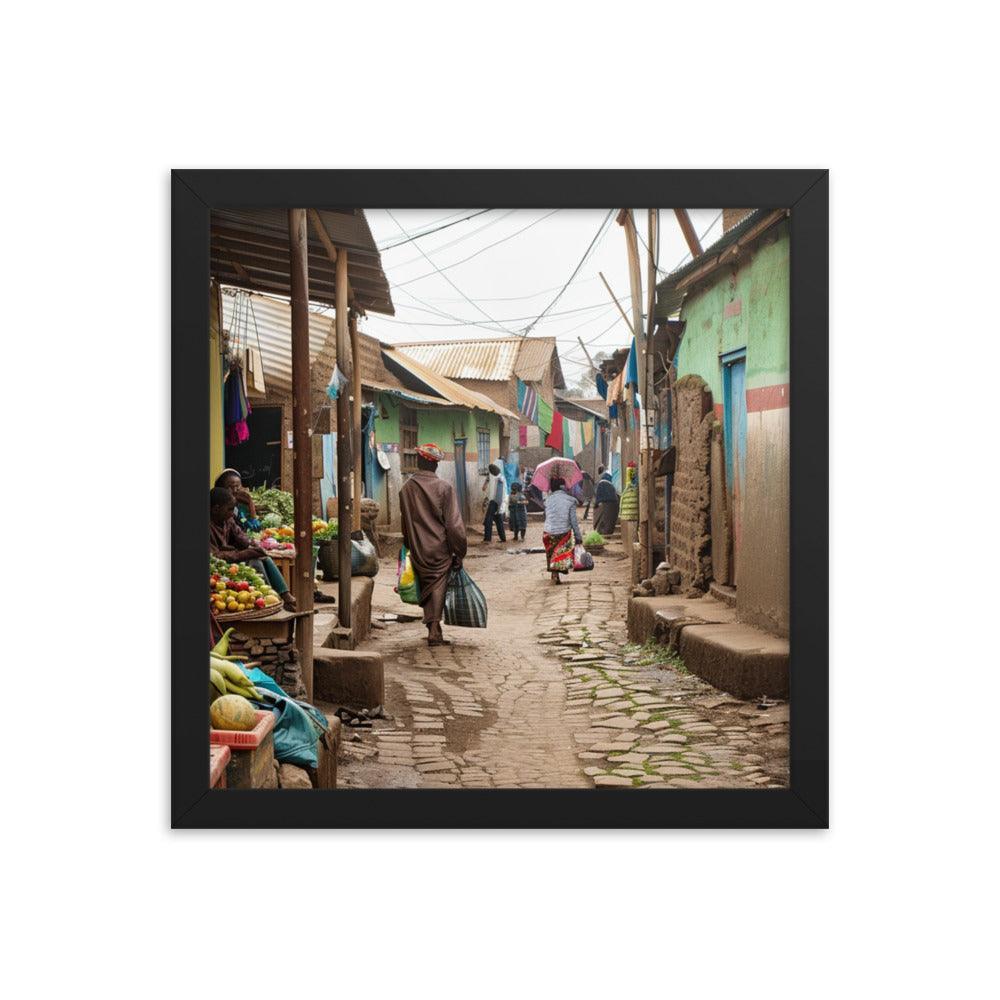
xmin=644 ymin=209 xmax=659 ymax=580
xmin=618 ymin=209 xmax=646 ymax=582
xmin=288 ymin=208 xmax=314 ymax=699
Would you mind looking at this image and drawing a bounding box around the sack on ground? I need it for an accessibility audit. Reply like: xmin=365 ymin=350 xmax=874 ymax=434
xmin=350 ymin=536 xmax=379 ymax=577
xmin=443 ymin=568 xmax=488 ymax=628
xmin=395 ymin=545 xmax=421 ymax=605
xmin=573 ymin=543 xmax=594 ymax=571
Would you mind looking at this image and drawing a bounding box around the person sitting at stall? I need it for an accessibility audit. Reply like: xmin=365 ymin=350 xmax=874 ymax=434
xmin=542 ymin=476 xmax=582 ymax=585
xmin=214 ymin=468 xmax=261 ymax=533
xmin=209 ymin=487 xmax=295 ymax=609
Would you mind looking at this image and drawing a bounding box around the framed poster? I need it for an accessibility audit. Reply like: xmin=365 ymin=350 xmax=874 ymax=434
xmin=173 ymin=169 xmax=828 ymax=829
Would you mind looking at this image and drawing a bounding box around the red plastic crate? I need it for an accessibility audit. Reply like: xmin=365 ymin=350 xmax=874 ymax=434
xmin=210 ymin=709 xmax=275 ymax=749
xmin=209 ymin=745 xmax=231 ymax=788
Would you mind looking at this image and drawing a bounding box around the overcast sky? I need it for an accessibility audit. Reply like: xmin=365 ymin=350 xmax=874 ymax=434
xmin=358 ymin=208 xmax=723 ymax=392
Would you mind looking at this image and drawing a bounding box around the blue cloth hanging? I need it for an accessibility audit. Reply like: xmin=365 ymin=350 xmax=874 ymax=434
xmin=625 ymin=338 xmax=639 ymax=388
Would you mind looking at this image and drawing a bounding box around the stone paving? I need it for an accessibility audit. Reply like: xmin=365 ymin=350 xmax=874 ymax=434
xmin=337 ymin=521 xmax=789 ymax=790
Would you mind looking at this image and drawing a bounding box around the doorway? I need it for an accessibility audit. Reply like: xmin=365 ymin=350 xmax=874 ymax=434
xmin=721 ymin=349 xmax=747 ymax=583
xmin=225 ymin=405 xmax=282 ymax=487
xmin=454 ymin=438 xmax=468 ymax=524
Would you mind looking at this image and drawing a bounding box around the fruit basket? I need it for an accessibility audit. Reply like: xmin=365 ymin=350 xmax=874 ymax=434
xmin=209 ymin=557 xmax=283 ymax=619
xmin=213 ymin=602 xmax=283 ymax=623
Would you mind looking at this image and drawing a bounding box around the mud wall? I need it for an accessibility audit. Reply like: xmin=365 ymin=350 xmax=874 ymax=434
xmin=668 ymin=376 xmax=714 ymax=592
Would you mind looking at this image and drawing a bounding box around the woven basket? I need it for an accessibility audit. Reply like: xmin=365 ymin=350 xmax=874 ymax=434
xmin=213 ymin=602 xmax=283 ymax=623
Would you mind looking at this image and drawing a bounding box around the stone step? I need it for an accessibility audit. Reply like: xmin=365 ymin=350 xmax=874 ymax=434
xmin=678 ymin=623 xmax=788 ymax=701
xmin=708 ymin=582 xmax=737 ymax=608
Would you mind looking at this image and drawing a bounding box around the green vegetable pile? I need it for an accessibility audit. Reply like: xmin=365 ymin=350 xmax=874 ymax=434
xmin=250 ymin=486 xmax=294 ymax=524
xmin=314 ymin=520 xmax=339 ymax=541
xmin=583 ymin=530 xmax=605 ymax=546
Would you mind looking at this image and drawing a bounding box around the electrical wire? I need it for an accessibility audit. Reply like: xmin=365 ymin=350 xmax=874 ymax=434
xmin=386 ymin=209 xmax=519 ymax=270
xmin=522 ymin=210 xmax=614 ymax=336
xmin=385 ymin=209 xmax=515 ymax=334
xmin=392 ymin=209 xmax=561 ymax=288
xmin=377 ymin=208 xmax=492 ymax=250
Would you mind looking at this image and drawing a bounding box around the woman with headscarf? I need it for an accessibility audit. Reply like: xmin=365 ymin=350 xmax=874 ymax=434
xmin=592 ymin=468 xmax=619 ymax=537
xmin=542 ymin=476 xmax=582 ymax=584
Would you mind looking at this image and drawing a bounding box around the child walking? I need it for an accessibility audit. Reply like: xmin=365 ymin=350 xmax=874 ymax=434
xmin=508 ymin=481 xmax=528 ymax=541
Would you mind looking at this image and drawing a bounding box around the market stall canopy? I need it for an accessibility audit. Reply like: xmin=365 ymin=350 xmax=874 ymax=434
xmin=211 ymin=208 xmax=394 ymax=316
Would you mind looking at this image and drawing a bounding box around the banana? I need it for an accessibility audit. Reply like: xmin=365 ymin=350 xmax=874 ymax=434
xmin=209 ymin=669 xmax=226 ymax=696
xmin=211 ymin=627 xmax=236 ymax=657
xmin=211 ymin=657 xmax=251 ymax=685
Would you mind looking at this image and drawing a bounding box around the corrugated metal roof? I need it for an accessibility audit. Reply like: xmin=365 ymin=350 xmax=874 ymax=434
xmin=396 ymin=339 xmax=520 ymax=381
xmin=555 ymin=392 xmax=609 ymax=421
xmin=381 ymin=345 xmax=520 ymax=420
xmin=221 ymin=288 xmax=333 ymax=396
xmin=211 ymin=207 xmax=394 ymax=316
xmin=654 ymin=209 xmax=786 ymax=318
xmin=224 ymin=289 xmax=458 ymax=409
xmin=393 ymin=336 xmax=564 ymax=389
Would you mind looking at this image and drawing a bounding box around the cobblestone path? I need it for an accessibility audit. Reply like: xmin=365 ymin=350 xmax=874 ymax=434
xmin=338 ymin=523 xmax=788 ymax=789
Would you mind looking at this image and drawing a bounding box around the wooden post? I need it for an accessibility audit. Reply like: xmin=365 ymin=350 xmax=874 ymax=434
xmin=618 ymin=209 xmax=646 ymax=580
xmin=335 ymin=249 xmax=353 ymax=630
xmin=350 ymin=310 xmax=362 ymax=533
xmin=288 ymin=209 xmax=314 ymax=700
xmin=674 ymin=208 xmax=702 ymax=259
xmin=644 ymin=209 xmax=658 ymax=578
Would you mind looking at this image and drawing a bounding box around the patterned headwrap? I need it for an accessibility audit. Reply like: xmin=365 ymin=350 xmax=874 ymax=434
xmin=416 ymin=443 xmax=443 ymax=462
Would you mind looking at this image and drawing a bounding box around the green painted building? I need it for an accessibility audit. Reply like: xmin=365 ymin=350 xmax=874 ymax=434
xmin=656 ymin=211 xmax=790 ymax=636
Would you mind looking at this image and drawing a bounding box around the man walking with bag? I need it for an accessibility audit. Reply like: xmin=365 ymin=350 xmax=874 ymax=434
xmin=399 ymin=443 xmax=468 ymax=646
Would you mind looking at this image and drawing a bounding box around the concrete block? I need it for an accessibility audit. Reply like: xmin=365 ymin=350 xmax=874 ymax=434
xmin=312 ymin=649 xmax=384 ymax=709
xmin=679 ymin=623 xmax=789 ymax=700
xmin=320 ymin=577 xmax=374 ymax=649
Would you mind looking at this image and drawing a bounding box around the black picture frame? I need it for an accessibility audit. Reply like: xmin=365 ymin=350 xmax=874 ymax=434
xmin=173 ymin=169 xmax=828 ymax=829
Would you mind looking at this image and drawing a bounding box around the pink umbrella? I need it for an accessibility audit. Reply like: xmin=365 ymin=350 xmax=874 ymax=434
xmin=531 ymin=457 xmax=583 ymax=492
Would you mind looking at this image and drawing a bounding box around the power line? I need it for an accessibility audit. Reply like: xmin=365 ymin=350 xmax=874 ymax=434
xmin=393 ymin=209 xmax=561 ymax=288
xmin=522 ymin=210 xmax=614 ymax=336
xmin=384 ymin=295 xmax=625 ymax=327
xmin=377 ymin=208 xmax=492 ymax=250
xmin=387 ymin=209 xmax=519 ymax=270
xmin=386 ymin=209 xmax=514 ymax=334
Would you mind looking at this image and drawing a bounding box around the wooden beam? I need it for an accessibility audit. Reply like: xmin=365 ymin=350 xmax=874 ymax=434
xmin=309 ymin=209 xmax=356 ymax=308
xmin=598 ymin=271 xmax=634 ymax=332
xmin=288 ymin=209 xmax=314 ymax=700
xmin=335 ymin=249 xmax=353 ymax=629
xmin=674 ymin=208 xmax=702 ymax=259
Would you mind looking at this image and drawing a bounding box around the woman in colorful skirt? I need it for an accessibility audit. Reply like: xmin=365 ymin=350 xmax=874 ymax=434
xmin=542 ymin=476 xmax=583 ymax=584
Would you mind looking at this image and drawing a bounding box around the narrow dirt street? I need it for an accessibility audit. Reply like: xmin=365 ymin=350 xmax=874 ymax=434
xmin=338 ymin=518 xmax=789 ymax=790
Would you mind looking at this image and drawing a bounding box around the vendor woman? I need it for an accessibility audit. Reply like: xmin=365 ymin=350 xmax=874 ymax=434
xmin=214 ymin=468 xmax=260 ymax=533
xmin=210 ymin=487 xmax=296 ymax=609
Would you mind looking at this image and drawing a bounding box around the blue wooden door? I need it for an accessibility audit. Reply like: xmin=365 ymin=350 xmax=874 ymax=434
xmin=722 ymin=351 xmax=747 ymax=582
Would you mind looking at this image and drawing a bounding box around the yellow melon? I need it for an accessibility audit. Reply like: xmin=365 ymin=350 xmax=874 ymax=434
xmin=209 ymin=694 xmax=257 ymax=731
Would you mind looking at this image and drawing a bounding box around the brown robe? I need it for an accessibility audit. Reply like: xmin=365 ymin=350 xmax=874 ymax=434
xmin=399 ymin=470 xmax=468 ymax=625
